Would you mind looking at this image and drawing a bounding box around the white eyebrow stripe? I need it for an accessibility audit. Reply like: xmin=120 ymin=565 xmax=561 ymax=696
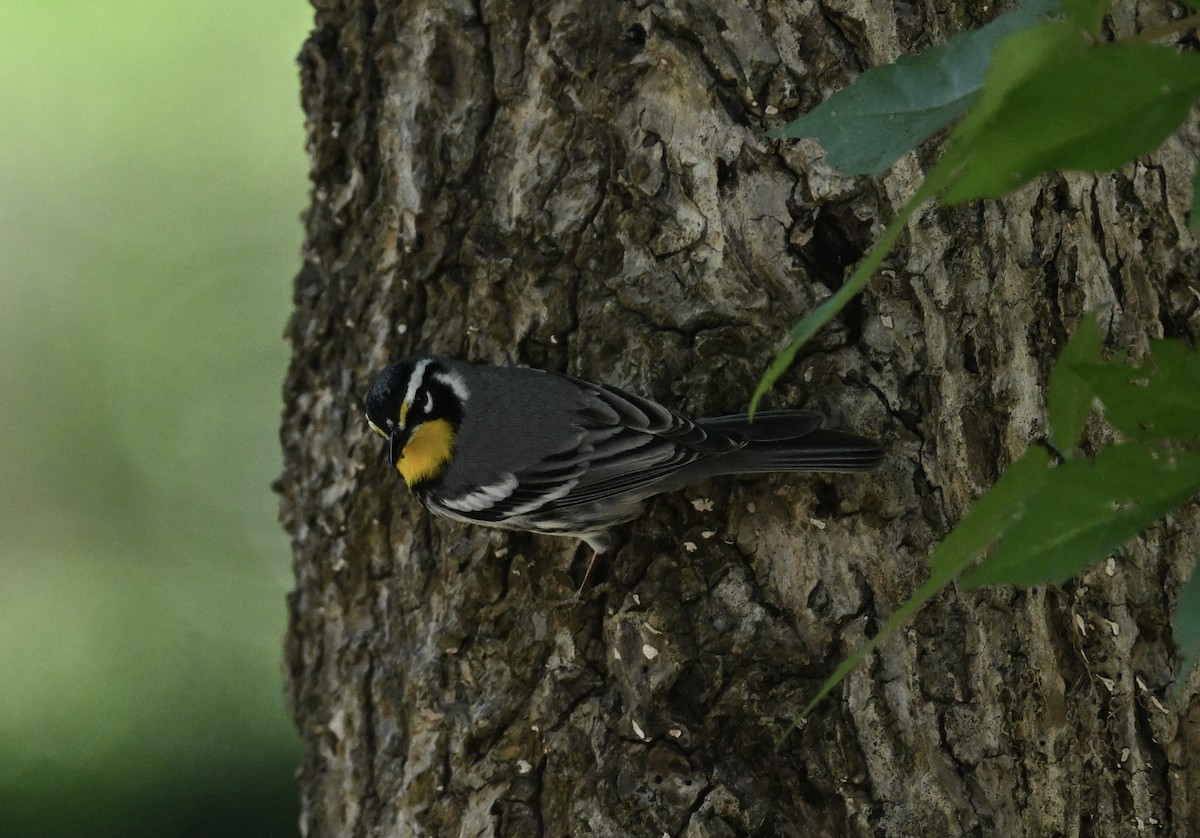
xmin=433 ymin=370 xmax=470 ymax=403
xmin=404 ymin=359 xmax=432 ymax=417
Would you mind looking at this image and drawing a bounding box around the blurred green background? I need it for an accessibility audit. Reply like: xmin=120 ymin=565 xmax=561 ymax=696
xmin=0 ymin=2 xmax=309 ymax=835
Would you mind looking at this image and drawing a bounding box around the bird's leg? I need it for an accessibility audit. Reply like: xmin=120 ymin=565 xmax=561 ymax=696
xmin=577 ymin=549 xmax=602 ymax=597
xmin=573 ymin=531 xmax=613 ymax=598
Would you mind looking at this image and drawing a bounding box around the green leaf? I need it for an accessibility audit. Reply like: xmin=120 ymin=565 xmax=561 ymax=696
xmin=940 ymin=21 xmax=1085 ymax=162
xmin=926 ymin=446 xmax=1054 ymax=578
xmin=943 ymin=40 xmax=1200 ymax=203
xmin=1045 ymin=312 xmax=1105 ymax=456
xmin=1061 ymin=0 xmax=1110 ymax=33
xmin=1093 ymin=339 xmax=1200 ymax=444
xmin=1173 ymin=563 xmax=1200 ymax=697
xmin=767 ymin=0 xmax=1061 ymax=175
xmin=961 ymin=442 xmax=1200 ymax=588
xmin=1190 ymin=157 xmax=1200 ymax=232
xmin=793 ymin=327 xmax=1200 ymax=718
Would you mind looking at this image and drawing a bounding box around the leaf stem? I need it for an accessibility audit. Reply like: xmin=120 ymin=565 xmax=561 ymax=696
xmin=749 ymin=160 xmax=957 ymax=416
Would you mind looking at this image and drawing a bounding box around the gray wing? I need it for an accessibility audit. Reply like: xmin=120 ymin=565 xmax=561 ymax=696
xmin=432 ymin=375 xmax=742 ymax=521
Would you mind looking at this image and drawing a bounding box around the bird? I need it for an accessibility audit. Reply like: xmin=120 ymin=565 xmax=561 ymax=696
xmin=364 ymin=356 xmax=883 ymax=555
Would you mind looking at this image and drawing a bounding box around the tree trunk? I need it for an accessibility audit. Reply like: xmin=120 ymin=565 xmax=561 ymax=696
xmin=281 ymin=0 xmax=1200 ymax=834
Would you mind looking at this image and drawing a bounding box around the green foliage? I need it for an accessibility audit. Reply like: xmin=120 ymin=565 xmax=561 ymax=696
xmin=961 ymin=319 xmax=1200 ymax=606
xmin=762 ymin=0 xmax=1200 ymax=718
xmin=975 ymin=316 xmax=1200 ymax=592
xmin=1062 ymin=0 xmax=1111 ymax=33
xmin=799 ymin=315 xmax=1200 ymax=719
xmin=756 ymin=3 xmax=1200 ymax=405
xmin=1046 ymin=312 xmax=1106 ymax=455
xmin=765 ymin=0 xmax=1060 ymax=175
xmin=960 ymin=442 xmax=1200 ymax=588
xmin=1192 ymin=161 xmax=1200 ymax=230
xmin=941 ymin=36 xmax=1200 ymax=203
xmin=1176 ymin=566 xmax=1200 ymax=697
xmin=1094 ymin=339 xmax=1200 ymax=442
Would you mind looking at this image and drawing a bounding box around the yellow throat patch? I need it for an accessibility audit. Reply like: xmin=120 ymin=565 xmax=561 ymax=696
xmin=397 ymin=419 xmax=455 ymax=486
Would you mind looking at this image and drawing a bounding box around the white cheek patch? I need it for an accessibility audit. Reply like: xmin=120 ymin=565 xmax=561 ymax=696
xmin=433 ymin=370 xmax=470 ymax=404
xmin=423 ymin=389 xmax=434 ymax=414
xmin=442 ymin=473 xmax=519 ymax=512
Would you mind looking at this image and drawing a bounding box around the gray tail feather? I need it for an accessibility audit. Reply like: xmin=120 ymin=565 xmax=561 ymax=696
xmin=699 ymin=410 xmax=825 ymax=441
xmin=722 ymin=429 xmax=884 ymax=473
xmin=698 ymin=411 xmax=883 ymax=474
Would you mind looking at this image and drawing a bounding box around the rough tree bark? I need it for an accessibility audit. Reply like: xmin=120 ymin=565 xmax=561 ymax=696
xmin=280 ymin=0 xmax=1200 ymax=834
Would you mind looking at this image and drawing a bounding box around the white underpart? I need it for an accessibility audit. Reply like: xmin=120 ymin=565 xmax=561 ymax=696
xmin=432 ymin=370 xmax=470 ymax=403
xmin=501 ymin=476 xmax=579 ymax=517
xmin=443 ymin=473 xmax=520 ymax=512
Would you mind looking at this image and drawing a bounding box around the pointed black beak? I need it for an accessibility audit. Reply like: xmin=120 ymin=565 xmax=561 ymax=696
xmin=388 ymin=424 xmax=411 ymax=468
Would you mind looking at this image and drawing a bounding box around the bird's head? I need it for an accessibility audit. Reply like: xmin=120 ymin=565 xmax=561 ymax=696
xmin=365 ymin=358 xmax=468 ymax=486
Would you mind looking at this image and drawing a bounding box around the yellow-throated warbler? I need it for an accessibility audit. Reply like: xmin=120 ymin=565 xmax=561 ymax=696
xmin=365 ymin=357 xmax=882 ymax=552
